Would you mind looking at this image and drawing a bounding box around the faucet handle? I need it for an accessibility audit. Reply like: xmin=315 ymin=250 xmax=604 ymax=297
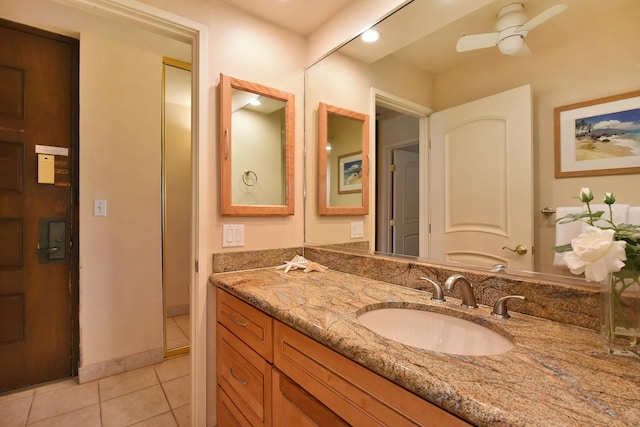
xmin=420 ymin=277 xmax=446 ymax=302
xmin=491 ymin=295 xmax=526 ymax=319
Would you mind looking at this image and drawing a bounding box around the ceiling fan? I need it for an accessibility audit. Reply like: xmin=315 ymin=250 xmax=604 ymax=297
xmin=456 ymin=3 xmax=568 ymax=56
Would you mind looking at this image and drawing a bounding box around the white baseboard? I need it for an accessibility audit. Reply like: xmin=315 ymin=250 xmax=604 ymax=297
xmin=167 ymin=304 xmax=190 ymax=318
xmin=77 ymin=347 xmax=164 ymax=383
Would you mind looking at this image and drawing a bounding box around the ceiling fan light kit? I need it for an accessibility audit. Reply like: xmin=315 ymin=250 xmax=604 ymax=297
xmin=498 ymin=34 xmax=524 ymax=55
xmin=456 ymin=2 xmax=568 ymax=56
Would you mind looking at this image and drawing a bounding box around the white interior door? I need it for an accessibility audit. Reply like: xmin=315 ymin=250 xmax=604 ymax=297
xmin=429 ymin=85 xmax=533 ymax=270
xmin=392 ymin=146 xmax=420 ymax=256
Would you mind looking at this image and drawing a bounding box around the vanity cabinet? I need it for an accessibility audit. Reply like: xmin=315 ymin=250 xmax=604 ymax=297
xmin=217 ymin=289 xmax=471 ymax=426
xmin=216 ymin=289 xmax=273 ymax=426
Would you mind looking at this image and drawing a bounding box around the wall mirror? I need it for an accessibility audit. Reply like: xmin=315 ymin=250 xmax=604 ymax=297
xmin=318 ymin=102 xmax=369 ymax=215
xmin=220 ymin=73 xmax=294 ymax=216
xmin=304 ymin=0 xmax=639 ymax=280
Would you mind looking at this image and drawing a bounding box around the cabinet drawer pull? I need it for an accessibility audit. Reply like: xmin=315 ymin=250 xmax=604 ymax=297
xmin=230 ymin=368 xmax=248 ymax=385
xmin=229 ymin=312 xmax=247 ymax=327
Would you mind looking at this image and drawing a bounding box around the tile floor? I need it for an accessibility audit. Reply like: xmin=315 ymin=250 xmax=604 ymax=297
xmin=166 ymin=315 xmax=190 ymax=350
xmin=0 ymin=354 xmax=191 ymax=427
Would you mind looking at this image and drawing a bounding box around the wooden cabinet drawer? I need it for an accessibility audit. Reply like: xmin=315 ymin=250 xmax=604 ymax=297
xmin=273 ymin=368 xmax=349 ymax=426
xmin=217 ymin=288 xmax=273 ymax=362
xmin=217 ymin=324 xmax=272 ymax=426
xmin=217 ymin=385 xmax=252 ymax=427
xmin=274 ymin=321 xmax=471 ymax=427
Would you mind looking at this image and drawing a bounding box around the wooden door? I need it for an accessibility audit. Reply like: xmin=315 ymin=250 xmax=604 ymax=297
xmin=0 ymin=19 xmax=78 ymax=392
xmin=392 ymin=146 xmax=420 ymax=256
xmin=429 ymin=85 xmax=533 ymax=270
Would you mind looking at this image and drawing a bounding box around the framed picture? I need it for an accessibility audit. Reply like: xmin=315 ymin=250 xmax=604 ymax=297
xmin=554 ymin=90 xmax=640 ymax=177
xmin=338 ymin=152 xmax=363 ymax=194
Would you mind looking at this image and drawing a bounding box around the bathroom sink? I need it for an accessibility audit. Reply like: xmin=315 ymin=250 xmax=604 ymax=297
xmin=357 ymin=308 xmax=514 ymax=356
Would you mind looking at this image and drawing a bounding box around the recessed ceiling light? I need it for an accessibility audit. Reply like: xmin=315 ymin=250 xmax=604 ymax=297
xmin=361 ymin=29 xmax=380 ymax=43
xmin=249 ymin=98 xmax=261 ymax=106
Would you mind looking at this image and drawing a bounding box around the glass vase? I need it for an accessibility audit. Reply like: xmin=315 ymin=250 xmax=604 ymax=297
xmin=601 ymin=271 xmax=640 ymax=355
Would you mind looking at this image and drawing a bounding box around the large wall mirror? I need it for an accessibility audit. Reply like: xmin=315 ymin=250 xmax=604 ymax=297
xmin=304 ymin=0 xmax=640 ymax=280
xmin=220 ymin=73 xmax=294 ymax=216
xmin=318 ymin=102 xmax=369 ymax=216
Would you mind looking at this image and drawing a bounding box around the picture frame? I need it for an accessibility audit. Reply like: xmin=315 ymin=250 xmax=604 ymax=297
xmin=554 ymin=90 xmax=640 ymax=177
xmin=337 ymin=152 xmax=363 ymax=194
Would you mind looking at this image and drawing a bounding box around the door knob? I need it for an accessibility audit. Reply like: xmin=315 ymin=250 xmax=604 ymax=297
xmin=502 ymin=244 xmax=527 ymax=255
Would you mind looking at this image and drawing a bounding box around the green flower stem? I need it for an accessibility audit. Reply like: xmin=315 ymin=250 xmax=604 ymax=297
xmin=609 ymin=273 xmax=640 ymax=347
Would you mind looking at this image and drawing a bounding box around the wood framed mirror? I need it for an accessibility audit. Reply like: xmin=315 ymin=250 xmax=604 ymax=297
xmin=219 ymin=73 xmax=294 ymax=216
xmin=317 ymin=102 xmax=369 ymax=215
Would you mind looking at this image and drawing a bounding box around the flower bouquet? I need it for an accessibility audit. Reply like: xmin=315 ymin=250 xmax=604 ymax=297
xmin=554 ymin=188 xmax=640 ymax=354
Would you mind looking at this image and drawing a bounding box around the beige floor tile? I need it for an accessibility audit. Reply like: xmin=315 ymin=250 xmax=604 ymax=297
xmin=166 ymin=321 xmax=189 ymax=350
xmin=0 ymin=394 xmax=32 ymax=427
xmin=161 ymin=375 xmax=190 ymax=409
xmin=28 ymin=381 xmax=98 ymax=424
xmin=27 ymin=403 xmax=100 ymax=427
xmin=165 ymin=322 xmax=182 ymax=341
xmin=130 ymin=411 xmax=177 ymax=427
xmin=172 ymin=404 xmax=191 ymax=427
xmin=99 ymin=366 xmax=158 ymax=402
xmin=154 ymin=356 xmax=190 ymax=383
xmin=33 ymin=378 xmax=79 ymax=395
xmin=0 ymin=388 xmax=34 ymax=403
xmin=173 ymin=315 xmax=190 ymax=339
xmin=100 ymin=384 xmax=170 ymax=427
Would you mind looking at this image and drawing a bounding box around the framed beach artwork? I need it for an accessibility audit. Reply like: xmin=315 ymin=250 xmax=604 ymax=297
xmin=555 ymin=90 xmax=640 ymax=177
xmin=338 ymin=152 xmax=363 ymax=194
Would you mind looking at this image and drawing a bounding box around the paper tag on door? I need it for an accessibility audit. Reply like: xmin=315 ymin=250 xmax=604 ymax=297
xmin=38 ymin=154 xmax=55 ymax=184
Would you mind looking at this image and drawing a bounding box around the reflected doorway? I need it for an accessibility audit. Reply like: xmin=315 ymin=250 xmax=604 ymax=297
xmin=375 ymin=105 xmax=420 ymax=256
xmin=162 ymin=58 xmax=192 ymax=357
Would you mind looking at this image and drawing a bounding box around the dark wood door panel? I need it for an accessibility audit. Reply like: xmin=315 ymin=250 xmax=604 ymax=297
xmin=0 ymin=18 xmax=78 ymax=392
xmin=0 ymin=141 xmax=24 ymax=194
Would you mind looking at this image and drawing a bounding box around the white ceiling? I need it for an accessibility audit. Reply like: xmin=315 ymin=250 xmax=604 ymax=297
xmin=218 ymin=0 xmax=357 ymax=36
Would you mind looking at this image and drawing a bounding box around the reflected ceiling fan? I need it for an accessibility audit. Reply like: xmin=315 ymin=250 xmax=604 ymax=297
xmin=456 ymin=3 xmax=568 ymax=56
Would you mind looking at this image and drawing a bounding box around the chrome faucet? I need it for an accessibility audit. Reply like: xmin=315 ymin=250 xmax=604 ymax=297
xmin=491 ymin=295 xmax=526 ymax=319
xmin=444 ymin=274 xmax=478 ymax=308
xmin=420 ymin=277 xmax=446 ymax=302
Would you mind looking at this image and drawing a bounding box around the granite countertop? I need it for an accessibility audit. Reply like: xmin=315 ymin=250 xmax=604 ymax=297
xmin=211 ymin=268 xmax=640 ymax=427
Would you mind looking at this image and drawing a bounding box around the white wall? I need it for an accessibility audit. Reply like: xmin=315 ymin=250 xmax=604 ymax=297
xmin=79 ymin=32 xmax=164 ymax=367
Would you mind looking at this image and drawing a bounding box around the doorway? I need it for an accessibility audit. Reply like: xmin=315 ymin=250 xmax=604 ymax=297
xmin=375 ymin=104 xmax=422 ymax=257
xmin=162 ymin=59 xmax=192 ymax=357
xmin=0 ymin=18 xmax=79 ymax=392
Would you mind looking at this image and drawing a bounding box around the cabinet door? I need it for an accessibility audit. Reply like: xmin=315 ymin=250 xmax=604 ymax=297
xmin=273 ymin=368 xmax=349 ymax=427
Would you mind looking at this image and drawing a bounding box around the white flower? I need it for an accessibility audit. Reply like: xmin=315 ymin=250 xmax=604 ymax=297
xmin=564 ymin=225 xmax=626 ymax=282
xmin=579 ymin=187 xmax=594 ymax=203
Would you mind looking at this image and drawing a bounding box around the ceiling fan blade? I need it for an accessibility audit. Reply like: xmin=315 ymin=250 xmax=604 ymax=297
xmin=519 ymin=4 xmax=568 ymax=33
xmin=456 ymin=32 xmax=499 ymax=52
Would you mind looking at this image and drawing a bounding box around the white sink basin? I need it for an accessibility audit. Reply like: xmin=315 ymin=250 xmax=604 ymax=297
xmin=357 ymin=308 xmax=514 ymax=356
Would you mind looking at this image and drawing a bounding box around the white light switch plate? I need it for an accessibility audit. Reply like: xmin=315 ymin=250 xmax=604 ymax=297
xmin=94 ymin=199 xmax=107 ymax=216
xmin=350 ymin=221 xmax=363 ymax=238
xmin=222 ymin=224 xmax=245 ymax=247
